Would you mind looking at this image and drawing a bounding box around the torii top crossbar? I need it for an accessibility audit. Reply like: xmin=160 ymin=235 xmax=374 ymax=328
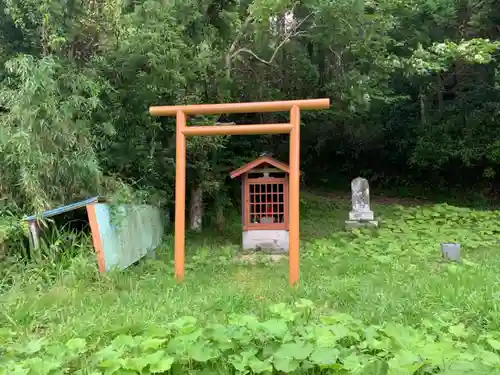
xmin=149 ymin=98 xmax=330 ymax=286
xmin=149 ymin=98 xmax=329 ymax=116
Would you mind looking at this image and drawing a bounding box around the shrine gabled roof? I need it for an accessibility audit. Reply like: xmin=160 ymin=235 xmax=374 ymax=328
xmin=230 ymin=155 xmax=290 ymax=179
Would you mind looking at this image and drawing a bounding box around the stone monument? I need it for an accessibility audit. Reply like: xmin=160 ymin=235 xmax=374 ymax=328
xmin=345 ymin=177 xmax=378 ymax=229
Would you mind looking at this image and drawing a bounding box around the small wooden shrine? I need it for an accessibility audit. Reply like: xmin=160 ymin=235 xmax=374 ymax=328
xmin=230 ymin=154 xmax=290 ymax=252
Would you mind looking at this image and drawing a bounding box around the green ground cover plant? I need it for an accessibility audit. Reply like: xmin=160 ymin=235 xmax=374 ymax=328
xmin=3 ymin=300 xmax=500 ymax=374
xmin=0 ymin=194 xmax=499 ymax=374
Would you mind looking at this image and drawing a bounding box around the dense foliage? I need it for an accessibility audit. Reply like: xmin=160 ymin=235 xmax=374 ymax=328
xmin=0 ymin=0 xmax=499 ymax=218
xmin=4 ymin=301 xmax=500 ymax=374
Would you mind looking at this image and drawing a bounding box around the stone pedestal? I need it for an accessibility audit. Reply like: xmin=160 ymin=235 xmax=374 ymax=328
xmin=348 ymin=210 xmax=374 ymax=221
xmin=345 ymin=220 xmax=379 ymax=229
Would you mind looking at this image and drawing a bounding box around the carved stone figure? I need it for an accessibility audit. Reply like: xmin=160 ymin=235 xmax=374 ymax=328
xmin=349 ymin=177 xmax=374 ymax=220
xmin=345 ymin=177 xmax=378 ymax=229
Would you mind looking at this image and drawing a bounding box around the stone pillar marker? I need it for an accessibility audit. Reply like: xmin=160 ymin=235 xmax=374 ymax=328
xmin=345 ymin=177 xmax=379 ymax=229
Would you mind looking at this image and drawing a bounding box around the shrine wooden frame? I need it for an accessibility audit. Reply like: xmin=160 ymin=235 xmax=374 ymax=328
xmin=243 ymin=176 xmax=289 ymax=231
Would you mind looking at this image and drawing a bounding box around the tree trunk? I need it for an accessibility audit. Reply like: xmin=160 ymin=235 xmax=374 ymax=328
xmin=436 ymin=74 xmax=443 ymax=117
xmin=214 ymin=197 xmax=226 ymax=233
xmin=419 ymin=85 xmax=426 ymax=126
xmin=189 ymin=184 xmax=203 ymax=232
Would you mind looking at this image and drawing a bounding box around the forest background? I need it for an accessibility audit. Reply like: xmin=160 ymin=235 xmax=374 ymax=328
xmin=0 ymin=0 xmax=499 ymax=230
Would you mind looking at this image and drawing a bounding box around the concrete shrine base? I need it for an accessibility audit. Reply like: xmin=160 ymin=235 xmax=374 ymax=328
xmin=242 ymin=229 xmax=289 ymax=253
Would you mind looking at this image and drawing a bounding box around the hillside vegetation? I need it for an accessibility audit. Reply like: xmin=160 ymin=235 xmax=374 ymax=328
xmin=2 ymin=195 xmax=500 ymax=373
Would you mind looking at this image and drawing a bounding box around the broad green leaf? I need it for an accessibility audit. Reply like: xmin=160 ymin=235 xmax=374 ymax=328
xmin=487 ymin=339 xmax=500 ymax=351
xmin=269 ymin=303 xmax=297 ymax=321
xmin=188 ymin=341 xmax=219 ymax=362
xmin=149 ymin=357 xmax=174 ymax=373
xmin=259 ymin=319 xmax=288 ymax=338
xmin=478 ymin=350 xmax=500 ymax=366
xmin=228 ymin=354 xmax=248 ymax=371
xmin=24 ymin=357 xmax=62 ymax=375
xmin=140 ymin=338 xmax=167 ymax=350
xmin=95 ymin=346 xmax=123 ymax=362
xmin=449 ymin=324 xmax=468 ymax=338
xmin=388 ymin=350 xmax=426 ymax=374
xmin=22 ymin=340 xmax=44 ymax=354
xmin=309 ymin=347 xmax=339 ymax=365
xmin=272 ymin=356 xmax=300 ymax=373
xmin=343 ymin=353 xmax=363 ymax=372
xmin=361 ymin=360 xmax=389 ymax=375
xmin=248 ymin=357 xmax=273 ymax=373
xmin=66 ymin=338 xmax=87 ymax=352
xmin=111 ymin=335 xmax=136 ymax=349
xmin=275 ymin=342 xmax=313 ymax=360
xmin=124 ymin=357 xmax=149 ymax=371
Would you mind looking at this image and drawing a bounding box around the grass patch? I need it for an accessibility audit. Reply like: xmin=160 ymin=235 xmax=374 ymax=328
xmin=1 ymin=192 xmax=500 ymax=373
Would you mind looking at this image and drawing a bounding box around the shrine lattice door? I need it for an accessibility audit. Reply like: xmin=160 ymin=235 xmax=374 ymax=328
xmin=244 ymin=177 xmax=288 ymax=230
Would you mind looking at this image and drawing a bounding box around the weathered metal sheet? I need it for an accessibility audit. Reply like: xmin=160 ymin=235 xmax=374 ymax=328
xmin=89 ymin=203 xmax=164 ymax=271
xmin=24 ymin=196 xmax=102 ymax=222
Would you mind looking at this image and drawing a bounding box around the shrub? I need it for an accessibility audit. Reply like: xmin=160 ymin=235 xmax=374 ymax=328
xmin=2 ymin=300 xmax=500 ymax=374
xmin=0 ymin=210 xmax=29 ymax=260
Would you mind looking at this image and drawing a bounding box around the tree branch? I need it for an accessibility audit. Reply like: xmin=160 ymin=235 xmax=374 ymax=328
xmin=225 ymin=8 xmax=312 ymax=79
xmin=225 ymin=16 xmax=254 ymax=80
xmin=233 ymin=13 xmax=311 ymax=63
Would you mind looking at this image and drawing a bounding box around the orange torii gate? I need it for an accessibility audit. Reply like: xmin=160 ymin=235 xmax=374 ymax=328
xmin=149 ymin=99 xmax=330 ymax=285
